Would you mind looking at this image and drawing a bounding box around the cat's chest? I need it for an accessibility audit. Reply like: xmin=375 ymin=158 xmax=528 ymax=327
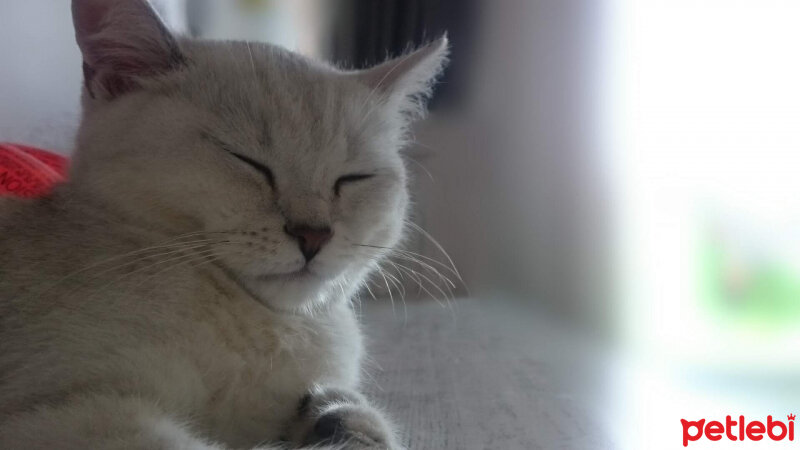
xmin=186 ymin=286 xmax=362 ymax=386
xmin=174 ymin=278 xmax=363 ymax=442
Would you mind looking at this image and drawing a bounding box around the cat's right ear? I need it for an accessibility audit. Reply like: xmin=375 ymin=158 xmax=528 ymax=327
xmin=72 ymin=0 xmax=185 ymax=100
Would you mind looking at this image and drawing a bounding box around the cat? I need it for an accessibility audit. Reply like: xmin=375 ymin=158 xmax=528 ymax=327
xmin=0 ymin=0 xmax=448 ymax=448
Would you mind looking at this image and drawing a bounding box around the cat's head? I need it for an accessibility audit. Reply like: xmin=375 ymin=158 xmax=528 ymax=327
xmin=68 ymin=0 xmax=448 ymax=310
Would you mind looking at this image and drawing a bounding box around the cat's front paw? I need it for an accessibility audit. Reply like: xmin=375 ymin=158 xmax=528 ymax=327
xmin=289 ymin=386 xmax=397 ymax=449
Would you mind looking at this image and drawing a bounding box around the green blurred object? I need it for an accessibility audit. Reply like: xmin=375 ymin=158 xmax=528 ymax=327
xmin=238 ymin=0 xmax=271 ymax=12
xmin=699 ymin=223 xmax=800 ymax=332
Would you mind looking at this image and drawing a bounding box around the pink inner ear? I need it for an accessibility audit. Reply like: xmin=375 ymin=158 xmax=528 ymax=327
xmin=72 ymin=0 xmax=112 ymax=36
xmin=72 ymin=0 xmax=185 ymax=99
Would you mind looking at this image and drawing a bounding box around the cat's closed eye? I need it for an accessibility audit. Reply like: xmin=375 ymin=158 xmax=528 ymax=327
xmin=230 ymin=152 xmax=275 ymax=188
xmin=334 ymin=174 xmax=374 ymax=196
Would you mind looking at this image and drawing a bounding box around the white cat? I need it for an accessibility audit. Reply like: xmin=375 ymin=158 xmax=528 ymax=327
xmin=0 ymin=0 xmax=448 ymax=448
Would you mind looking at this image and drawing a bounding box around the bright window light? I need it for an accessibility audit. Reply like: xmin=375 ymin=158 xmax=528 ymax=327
xmin=605 ymin=6 xmax=800 ymax=446
xmin=609 ymin=0 xmax=800 ymax=370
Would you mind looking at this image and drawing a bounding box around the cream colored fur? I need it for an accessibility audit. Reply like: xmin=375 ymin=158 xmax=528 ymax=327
xmin=0 ymin=0 xmax=448 ymax=448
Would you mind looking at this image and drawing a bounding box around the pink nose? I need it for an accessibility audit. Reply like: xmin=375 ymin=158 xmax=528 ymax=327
xmin=284 ymin=224 xmax=333 ymax=262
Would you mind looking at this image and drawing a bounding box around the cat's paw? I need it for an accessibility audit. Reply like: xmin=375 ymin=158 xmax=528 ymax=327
xmin=308 ymin=403 xmax=393 ymax=448
xmin=289 ymin=386 xmax=397 ymax=449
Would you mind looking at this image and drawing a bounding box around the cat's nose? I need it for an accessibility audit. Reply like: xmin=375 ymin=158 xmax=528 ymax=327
xmin=283 ymin=223 xmax=333 ymax=262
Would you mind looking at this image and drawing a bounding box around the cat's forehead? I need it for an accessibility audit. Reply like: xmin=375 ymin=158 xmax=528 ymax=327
xmin=174 ymin=40 xmax=374 ymax=160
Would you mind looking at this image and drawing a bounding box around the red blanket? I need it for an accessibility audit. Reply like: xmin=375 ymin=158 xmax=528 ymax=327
xmin=0 ymin=143 xmax=69 ymax=197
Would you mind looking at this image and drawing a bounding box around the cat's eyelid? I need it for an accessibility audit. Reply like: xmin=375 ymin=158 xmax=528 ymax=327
xmin=229 ymin=152 xmax=276 ymax=188
xmin=334 ymin=173 xmax=375 ymax=195
xmin=338 ymin=173 xmax=375 ymax=181
xmin=200 ymin=132 xmax=273 ymax=187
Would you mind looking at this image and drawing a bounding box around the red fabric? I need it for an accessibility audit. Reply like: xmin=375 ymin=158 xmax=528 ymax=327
xmin=0 ymin=143 xmax=69 ymax=198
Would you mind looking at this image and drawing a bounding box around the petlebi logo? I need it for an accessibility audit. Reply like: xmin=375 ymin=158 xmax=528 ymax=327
xmin=681 ymin=414 xmax=796 ymax=447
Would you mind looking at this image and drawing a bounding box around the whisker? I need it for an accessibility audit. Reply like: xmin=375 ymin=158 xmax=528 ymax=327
xmin=349 ymin=246 xmax=449 ymax=304
xmin=378 ymin=263 xmax=407 ymax=322
xmin=120 ymin=249 xmax=248 ymax=311
xmin=20 ymin=236 xmax=239 ymax=302
xmin=391 ymin=260 xmax=453 ymax=309
xmin=245 ymin=42 xmax=258 ymax=82
xmin=353 ymin=243 xmax=463 ymax=284
xmin=403 ymin=220 xmax=463 ymax=282
xmin=362 ymin=280 xmax=378 ymax=302
xmin=60 ymin=243 xmax=249 ymax=308
xmin=387 ymin=253 xmax=456 ymax=289
xmin=376 ymin=266 xmax=396 ymax=316
xmin=65 ymin=240 xmax=238 ymax=291
xmin=393 ymin=263 xmax=445 ymax=308
xmin=405 ymin=152 xmax=435 ymax=182
xmin=380 ymin=264 xmax=407 ymax=300
xmin=77 ymin=246 xmax=249 ymax=309
xmin=351 ymin=245 xmax=459 ymax=301
xmin=128 ymin=246 xmax=245 ymax=294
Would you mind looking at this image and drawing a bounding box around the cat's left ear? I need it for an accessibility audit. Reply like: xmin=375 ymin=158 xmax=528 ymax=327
xmin=72 ymin=0 xmax=185 ymax=100
xmin=355 ymin=36 xmax=450 ymax=117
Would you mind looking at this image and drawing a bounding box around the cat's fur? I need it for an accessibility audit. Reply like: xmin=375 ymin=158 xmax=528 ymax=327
xmin=0 ymin=0 xmax=448 ymax=448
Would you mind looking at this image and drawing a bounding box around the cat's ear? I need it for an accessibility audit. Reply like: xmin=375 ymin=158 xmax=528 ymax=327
xmin=356 ymin=36 xmax=450 ymax=117
xmin=72 ymin=0 xmax=185 ymax=100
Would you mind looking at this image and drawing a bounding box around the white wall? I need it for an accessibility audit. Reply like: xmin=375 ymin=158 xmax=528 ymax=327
xmin=0 ymin=0 xmax=188 ymax=153
xmin=0 ymin=1 xmax=82 ymax=153
xmin=408 ymin=0 xmax=611 ymax=327
xmin=190 ymin=0 xmax=329 ymax=58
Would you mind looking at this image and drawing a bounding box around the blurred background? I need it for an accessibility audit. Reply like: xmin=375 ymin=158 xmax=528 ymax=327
xmin=3 ymin=1 xmax=800 ymax=448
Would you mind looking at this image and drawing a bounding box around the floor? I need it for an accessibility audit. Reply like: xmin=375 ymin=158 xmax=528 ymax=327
xmin=359 ymin=298 xmax=617 ymax=450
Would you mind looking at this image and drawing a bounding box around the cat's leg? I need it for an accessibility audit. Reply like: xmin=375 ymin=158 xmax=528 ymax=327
xmin=0 ymin=393 xmax=284 ymax=450
xmin=287 ymin=386 xmax=400 ymax=449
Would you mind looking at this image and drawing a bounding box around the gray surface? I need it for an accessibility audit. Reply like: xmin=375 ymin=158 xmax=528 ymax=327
xmin=360 ymin=298 xmax=616 ymax=450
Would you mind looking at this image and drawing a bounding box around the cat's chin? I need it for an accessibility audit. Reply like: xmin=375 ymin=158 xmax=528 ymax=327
xmin=257 ymin=267 xmax=316 ymax=282
xmin=235 ymin=269 xmax=338 ymax=311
